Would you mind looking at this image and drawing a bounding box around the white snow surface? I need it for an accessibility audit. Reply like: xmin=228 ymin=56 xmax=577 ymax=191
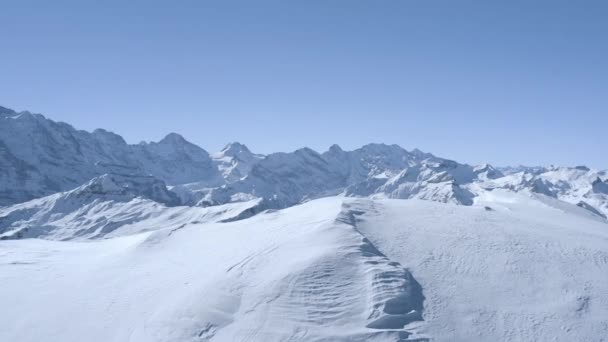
xmin=2 ymin=193 xmax=608 ymax=341
xmin=0 ymin=197 xmax=426 ymax=342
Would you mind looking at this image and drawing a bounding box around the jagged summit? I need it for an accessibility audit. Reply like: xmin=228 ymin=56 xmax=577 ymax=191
xmin=211 ymin=142 xmax=264 ymax=184
xmin=220 ymin=141 xmax=252 ymax=156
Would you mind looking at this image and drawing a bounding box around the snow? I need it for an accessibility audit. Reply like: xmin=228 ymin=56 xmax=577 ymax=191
xmin=0 ymin=174 xmax=263 ymax=240
xmin=3 ymin=106 xmax=606 ymax=218
xmin=0 ymin=198 xmax=425 ymax=342
xmin=1 ymin=193 xmax=607 ymax=341
xmin=355 ymin=192 xmax=608 ymax=341
xmin=211 ymin=142 xmax=264 ymax=183
xmin=0 ymin=112 xmax=222 ymax=205
xmin=2 ymin=105 xmax=608 ymax=341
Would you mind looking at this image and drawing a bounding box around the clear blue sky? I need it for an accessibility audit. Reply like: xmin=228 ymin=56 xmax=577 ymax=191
xmin=1 ymin=0 xmax=606 ymax=168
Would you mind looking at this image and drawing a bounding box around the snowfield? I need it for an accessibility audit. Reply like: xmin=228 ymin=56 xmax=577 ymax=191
xmin=0 ymin=198 xmax=425 ymax=342
xmin=2 ymin=192 xmax=608 ymax=342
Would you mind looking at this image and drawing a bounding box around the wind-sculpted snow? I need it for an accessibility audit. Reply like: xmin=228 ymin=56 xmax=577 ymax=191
xmin=355 ymin=192 xmax=608 ymax=341
xmin=0 ymin=197 xmax=428 ymax=342
xmin=3 ymin=194 xmax=607 ymax=341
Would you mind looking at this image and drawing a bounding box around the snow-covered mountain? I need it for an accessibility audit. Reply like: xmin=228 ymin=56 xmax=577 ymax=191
xmin=479 ymin=166 xmax=608 ymax=218
xmin=2 ymin=105 xmax=607 ymax=224
xmin=211 ymin=142 xmax=265 ymax=183
xmin=0 ymin=106 xmax=222 ymax=206
xmin=2 ymin=105 xmax=608 ymax=342
xmin=0 ymin=172 xmax=264 ymax=240
xmin=205 ymin=143 xmax=488 ymax=208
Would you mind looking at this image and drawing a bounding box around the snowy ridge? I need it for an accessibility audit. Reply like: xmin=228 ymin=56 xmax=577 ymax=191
xmin=0 ymin=197 xmax=428 ymax=341
xmin=4 ymin=194 xmax=608 ymax=341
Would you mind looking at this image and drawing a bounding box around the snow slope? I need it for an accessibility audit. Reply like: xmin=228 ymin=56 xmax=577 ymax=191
xmin=0 ymin=197 xmax=426 ymax=342
xmin=355 ymin=191 xmax=608 ymax=341
xmin=2 ymin=194 xmax=607 ymax=341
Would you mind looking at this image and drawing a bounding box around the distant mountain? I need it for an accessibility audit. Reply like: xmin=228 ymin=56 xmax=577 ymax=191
xmin=205 ymin=143 xmax=484 ymax=207
xmin=480 ymin=166 xmax=608 ymax=218
xmin=211 ymin=142 xmax=264 ymax=183
xmin=1 ymin=105 xmax=607 ymax=222
xmin=0 ymin=107 xmax=222 ymax=205
xmin=0 ymin=173 xmax=263 ymax=240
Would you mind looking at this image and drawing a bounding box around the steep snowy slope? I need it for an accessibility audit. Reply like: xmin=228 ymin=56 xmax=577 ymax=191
xmin=0 ymin=107 xmax=221 ymax=205
xmin=0 ymin=198 xmax=426 ymax=342
xmin=0 ymin=173 xmax=262 ymax=240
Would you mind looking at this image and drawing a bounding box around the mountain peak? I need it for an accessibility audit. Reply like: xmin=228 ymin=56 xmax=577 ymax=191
xmin=221 ymin=142 xmax=251 ymax=156
xmin=159 ymin=132 xmax=189 ymax=145
xmin=328 ymin=144 xmax=344 ymax=153
xmin=0 ymin=105 xmax=17 ymax=116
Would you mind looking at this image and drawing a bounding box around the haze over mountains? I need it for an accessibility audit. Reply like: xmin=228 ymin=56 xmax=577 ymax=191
xmin=2 ymin=105 xmax=608 ymax=341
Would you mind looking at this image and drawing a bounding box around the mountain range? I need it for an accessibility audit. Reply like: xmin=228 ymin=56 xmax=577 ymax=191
xmin=1 ymin=105 xmax=607 ymax=240
xmin=2 ymin=105 xmax=608 ymax=341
